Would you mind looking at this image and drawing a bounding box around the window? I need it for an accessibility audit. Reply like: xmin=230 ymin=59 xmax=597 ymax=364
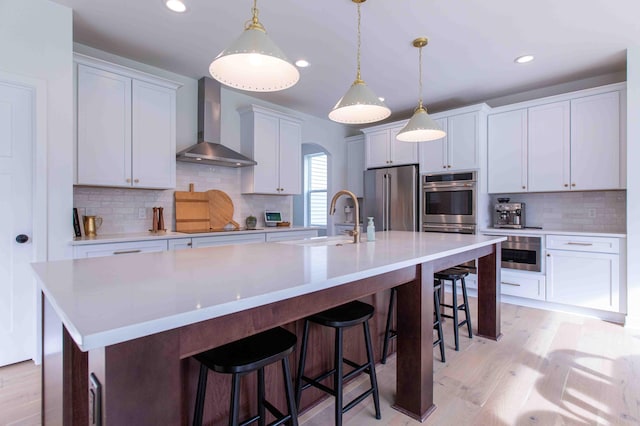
xmin=305 ymin=153 xmax=327 ymax=227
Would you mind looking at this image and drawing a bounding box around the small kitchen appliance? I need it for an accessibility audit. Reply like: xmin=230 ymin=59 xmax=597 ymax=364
xmin=264 ymin=211 xmax=283 ymax=227
xmin=494 ymin=201 xmax=525 ymax=229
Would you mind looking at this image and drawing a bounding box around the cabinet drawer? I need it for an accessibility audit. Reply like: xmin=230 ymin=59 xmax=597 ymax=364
xmin=192 ymin=233 xmax=266 ymax=248
xmin=168 ymin=238 xmax=192 ymax=250
xmin=265 ymin=230 xmax=319 ymax=242
xmin=74 ymin=240 xmax=168 ymax=258
xmin=546 ymin=234 xmax=619 ymax=253
xmin=500 ymin=271 xmax=546 ymax=300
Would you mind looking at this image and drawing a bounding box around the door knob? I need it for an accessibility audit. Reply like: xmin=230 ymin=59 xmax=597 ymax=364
xmin=15 ymin=234 xmax=29 ymax=244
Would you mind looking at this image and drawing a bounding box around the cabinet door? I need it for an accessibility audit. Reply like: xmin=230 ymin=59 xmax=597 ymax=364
xmin=77 ymin=65 xmax=132 ymax=187
xmin=346 ymin=137 xmax=365 ymax=197
xmin=252 ymin=113 xmax=280 ymax=194
xmin=570 ymin=91 xmax=621 ymax=190
xmin=546 ymin=249 xmax=619 ymax=312
xmin=448 ymin=112 xmax=478 ymax=170
xmin=390 ymin=126 xmax=418 ymax=166
xmin=500 ymin=270 xmax=546 ymax=300
xmin=419 ymin=118 xmax=447 ymax=172
xmin=365 ymin=130 xmax=390 ymax=168
xmin=278 ymin=119 xmax=302 ymax=194
xmin=528 ymin=101 xmax=570 ymax=192
xmin=487 ymin=109 xmax=528 ymax=193
xmin=132 ymin=80 xmax=176 ymax=189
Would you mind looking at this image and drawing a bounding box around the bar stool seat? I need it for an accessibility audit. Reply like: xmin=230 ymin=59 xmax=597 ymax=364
xmin=193 ymin=327 xmax=298 ymax=426
xmin=381 ymin=282 xmax=446 ymax=364
xmin=436 ymin=266 xmax=473 ymax=351
xmin=295 ymin=300 xmax=381 ymax=426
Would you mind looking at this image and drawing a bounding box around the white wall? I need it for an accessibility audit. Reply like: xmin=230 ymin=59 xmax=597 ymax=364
xmin=0 ymin=0 xmax=73 ymax=260
xmin=626 ymin=48 xmax=640 ymax=327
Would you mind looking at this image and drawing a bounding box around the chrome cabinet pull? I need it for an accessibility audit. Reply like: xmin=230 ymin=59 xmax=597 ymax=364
xmin=501 ymin=281 xmax=521 ymax=287
xmin=113 ymin=249 xmax=142 ymax=255
xmin=566 ymin=242 xmax=593 ymax=246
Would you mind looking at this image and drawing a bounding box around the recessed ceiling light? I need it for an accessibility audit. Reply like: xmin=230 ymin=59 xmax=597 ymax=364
xmin=514 ymin=55 xmax=534 ymax=64
xmin=165 ymin=0 xmax=187 ymax=13
xmin=295 ymin=59 xmax=310 ymax=68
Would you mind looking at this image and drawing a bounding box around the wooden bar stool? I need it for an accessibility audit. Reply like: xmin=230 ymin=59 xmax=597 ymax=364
xmin=192 ymin=327 xmax=298 ymax=426
xmin=295 ymin=300 xmax=381 ymax=426
xmin=381 ymin=282 xmax=446 ymax=364
xmin=437 ymin=267 xmax=473 ymax=351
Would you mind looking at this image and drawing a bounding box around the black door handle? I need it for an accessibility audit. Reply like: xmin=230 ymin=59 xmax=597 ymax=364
xmin=15 ymin=234 xmax=29 ymax=244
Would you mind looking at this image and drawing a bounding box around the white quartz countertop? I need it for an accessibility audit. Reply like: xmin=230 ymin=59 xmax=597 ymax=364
xmin=481 ymin=227 xmax=626 ymax=238
xmin=71 ymin=226 xmax=319 ymax=245
xmin=33 ymin=231 xmax=506 ymax=351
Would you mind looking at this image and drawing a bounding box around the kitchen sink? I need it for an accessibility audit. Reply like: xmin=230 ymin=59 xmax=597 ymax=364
xmin=278 ymin=236 xmax=358 ymax=247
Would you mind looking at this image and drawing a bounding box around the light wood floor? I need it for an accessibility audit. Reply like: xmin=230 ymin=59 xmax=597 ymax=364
xmin=2 ymin=299 xmax=640 ymax=425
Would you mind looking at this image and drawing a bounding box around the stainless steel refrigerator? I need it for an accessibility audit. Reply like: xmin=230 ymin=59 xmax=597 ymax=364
xmin=363 ymin=165 xmax=418 ymax=232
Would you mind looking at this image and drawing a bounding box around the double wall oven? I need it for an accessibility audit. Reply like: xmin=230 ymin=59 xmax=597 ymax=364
xmin=422 ymin=171 xmax=476 ymax=234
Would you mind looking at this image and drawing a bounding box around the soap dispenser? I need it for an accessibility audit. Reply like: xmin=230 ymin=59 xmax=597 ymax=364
xmin=367 ymin=217 xmax=375 ymax=241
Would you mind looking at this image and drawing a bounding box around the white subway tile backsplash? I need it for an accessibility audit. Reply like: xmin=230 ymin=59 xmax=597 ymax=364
xmin=74 ymin=162 xmax=293 ymax=235
xmin=490 ymin=190 xmax=626 ymax=233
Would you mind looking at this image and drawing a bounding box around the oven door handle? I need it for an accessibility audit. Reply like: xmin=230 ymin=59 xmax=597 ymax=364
xmin=423 ymin=183 xmax=475 ymax=190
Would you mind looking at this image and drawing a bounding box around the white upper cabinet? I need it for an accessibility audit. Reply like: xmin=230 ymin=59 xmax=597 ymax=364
xmin=528 ymin=101 xmax=570 ymax=192
xmin=570 ymin=91 xmax=622 ymax=190
xmin=345 ymin=135 xmax=365 ymax=198
xmin=487 ymin=83 xmax=626 ymax=194
xmin=420 ymin=105 xmax=489 ymax=173
xmin=418 ymin=117 xmax=447 ymax=172
xmin=75 ymin=55 xmax=180 ymax=189
xmin=240 ymin=105 xmax=302 ymax=195
xmin=362 ymin=122 xmax=417 ymax=169
xmin=488 ymin=109 xmax=528 ymax=193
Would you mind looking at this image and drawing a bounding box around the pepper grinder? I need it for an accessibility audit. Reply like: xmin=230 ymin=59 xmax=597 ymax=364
xmin=152 ymin=207 xmax=159 ymax=232
xmin=158 ymin=207 xmax=165 ymax=231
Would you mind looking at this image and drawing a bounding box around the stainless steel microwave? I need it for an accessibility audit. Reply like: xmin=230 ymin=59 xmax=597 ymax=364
xmin=422 ymin=171 xmax=477 ymax=226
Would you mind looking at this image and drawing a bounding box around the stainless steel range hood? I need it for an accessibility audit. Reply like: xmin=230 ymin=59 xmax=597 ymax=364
xmin=176 ymin=77 xmax=257 ymax=168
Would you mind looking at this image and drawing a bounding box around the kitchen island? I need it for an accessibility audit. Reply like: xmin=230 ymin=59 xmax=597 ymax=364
xmin=32 ymin=231 xmax=505 ymax=425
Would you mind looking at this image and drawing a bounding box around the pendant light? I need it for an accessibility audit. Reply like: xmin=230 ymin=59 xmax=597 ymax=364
xmin=329 ymin=0 xmax=391 ymax=124
xmin=396 ymin=38 xmax=445 ymax=142
xmin=209 ymin=0 xmax=299 ymax=92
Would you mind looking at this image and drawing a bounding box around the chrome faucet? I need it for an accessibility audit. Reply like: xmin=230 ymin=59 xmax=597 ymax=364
xmin=329 ymin=190 xmax=360 ymax=244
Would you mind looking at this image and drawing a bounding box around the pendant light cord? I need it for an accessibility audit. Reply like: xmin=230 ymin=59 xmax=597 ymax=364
xmin=355 ymin=3 xmax=363 ymax=83
xmin=418 ymin=46 xmax=424 ymax=109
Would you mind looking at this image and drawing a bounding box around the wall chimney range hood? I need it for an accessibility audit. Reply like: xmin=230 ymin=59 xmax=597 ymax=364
xmin=176 ymin=77 xmax=257 ymax=168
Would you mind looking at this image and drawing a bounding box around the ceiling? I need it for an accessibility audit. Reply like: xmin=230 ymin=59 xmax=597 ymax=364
xmin=52 ymin=0 xmax=638 ymax=122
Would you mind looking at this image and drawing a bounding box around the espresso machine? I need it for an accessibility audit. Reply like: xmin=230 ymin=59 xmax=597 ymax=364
xmin=494 ymin=199 xmax=525 ymax=228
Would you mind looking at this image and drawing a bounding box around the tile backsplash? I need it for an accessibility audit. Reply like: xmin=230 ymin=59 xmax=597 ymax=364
xmin=73 ymin=162 xmax=292 ymax=235
xmin=489 ymin=190 xmax=626 ymax=233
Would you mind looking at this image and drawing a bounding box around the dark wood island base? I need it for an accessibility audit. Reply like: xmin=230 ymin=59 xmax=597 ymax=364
xmin=42 ymin=243 xmax=501 ymax=425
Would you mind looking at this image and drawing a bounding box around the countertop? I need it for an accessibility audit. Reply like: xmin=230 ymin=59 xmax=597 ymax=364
xmin=481 ymin=227 xmax=626 ymax=238
xmin=71 ymin=226 xmax=319 ymax=245
xmin=33 ymin=231 xmax=506 ymax=351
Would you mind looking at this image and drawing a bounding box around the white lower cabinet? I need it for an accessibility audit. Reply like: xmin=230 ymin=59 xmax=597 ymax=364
xmin=192 ymin=233 xmax=266 ymax=248
xmin=500 ymin=270 xmax=546 ymax=301
xmin=73 ymin=240 xmax=168 ymax=258
xmin=265 ymin=230 xmax=318 ymax=242
xmin=546 ymin=235 xmax=621 ymax=312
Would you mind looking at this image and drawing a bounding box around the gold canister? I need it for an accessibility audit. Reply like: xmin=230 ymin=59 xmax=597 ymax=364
xmin=83 ymin=215 xmax=103 ymax=237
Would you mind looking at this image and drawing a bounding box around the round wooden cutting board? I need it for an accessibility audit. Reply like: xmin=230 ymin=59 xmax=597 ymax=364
xmin=207 ymin=190 xmax=240 ymax=230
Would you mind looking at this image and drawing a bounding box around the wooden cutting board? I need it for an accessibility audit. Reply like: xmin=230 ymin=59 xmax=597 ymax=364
xmin=207 ymin=190 xmax=240 ymax=230
xmin=174 ymin=184 xmax=211 ymax=232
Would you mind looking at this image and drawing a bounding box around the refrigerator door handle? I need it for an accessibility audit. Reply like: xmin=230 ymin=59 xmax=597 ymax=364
xmin=386 ymin=173 xmax=391 ymax=230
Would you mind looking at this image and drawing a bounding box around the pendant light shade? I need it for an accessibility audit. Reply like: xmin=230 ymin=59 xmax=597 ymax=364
xmin=209 ymin=0 xmax=299 ymax=92
xmin=396 ymin=37 xmax=445 ymax=142
xmin=329 ymin=0 xmax=390 ymax=124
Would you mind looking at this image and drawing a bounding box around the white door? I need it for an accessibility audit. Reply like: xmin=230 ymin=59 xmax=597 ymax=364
xmin=448 ymin=112 xmax=478 ymax=171
xmin=487 ymin=109 xmax=528 ymax=193
xmin=419 ymin=118 xmax=447 ymax=172
xmin=278 ymin=119 xmax=302 ymax=195
xmin=0 ymin=81 xmax=35 ymax=366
